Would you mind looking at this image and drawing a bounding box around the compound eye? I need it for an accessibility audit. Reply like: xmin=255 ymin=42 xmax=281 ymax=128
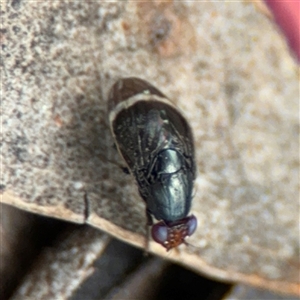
xmin=151 ymin=222 xmax=168 ymax=245
xmin=187 ymin=215 xmax=197 ymax=236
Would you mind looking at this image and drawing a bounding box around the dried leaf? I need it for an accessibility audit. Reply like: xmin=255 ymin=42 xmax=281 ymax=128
xmin=2 ymin=1 xmax=299 ymax=295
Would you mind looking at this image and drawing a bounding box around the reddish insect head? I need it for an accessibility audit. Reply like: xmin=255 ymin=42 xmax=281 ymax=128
xmin=151 ymin=215 xmax=197 ymax=251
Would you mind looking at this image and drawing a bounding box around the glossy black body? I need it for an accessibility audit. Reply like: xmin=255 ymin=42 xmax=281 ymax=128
xmin=109 ymin=78 xmax=196 ymax=223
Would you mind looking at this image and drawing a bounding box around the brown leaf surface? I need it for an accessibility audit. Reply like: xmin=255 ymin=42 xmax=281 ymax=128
xmin=2 ymin=1 xmax=299 ymax=295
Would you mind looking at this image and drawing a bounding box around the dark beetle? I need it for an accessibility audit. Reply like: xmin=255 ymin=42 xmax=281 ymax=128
xmin=108 ymin=77 xmax=197 ymax=251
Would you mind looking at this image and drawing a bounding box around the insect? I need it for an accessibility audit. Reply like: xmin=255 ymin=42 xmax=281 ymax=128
xmin=108 ymin=77 xmax=197 ymax=251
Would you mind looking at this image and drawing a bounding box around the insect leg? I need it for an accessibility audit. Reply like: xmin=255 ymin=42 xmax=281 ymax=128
xmin=144 ymin=209 xmax=154 ymax=253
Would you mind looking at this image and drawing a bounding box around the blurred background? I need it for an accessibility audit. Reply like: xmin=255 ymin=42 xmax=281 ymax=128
xmin=1 ymin=203 xmax=298 ymax=300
